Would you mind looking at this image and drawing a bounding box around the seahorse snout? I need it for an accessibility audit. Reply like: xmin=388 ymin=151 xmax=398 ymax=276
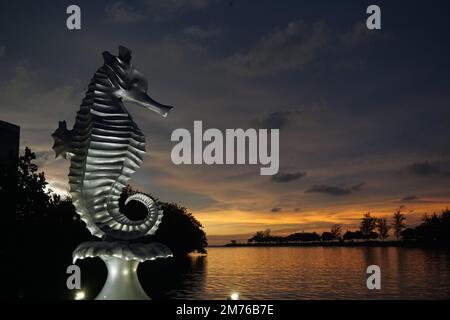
xmin=126 ymin=90 xmax=174 ymax=118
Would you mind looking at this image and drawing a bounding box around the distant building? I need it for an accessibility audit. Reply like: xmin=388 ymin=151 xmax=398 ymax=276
xmin=0 ymin=120 xmax=20 ymax=169
xmin=0 ymin=120 xmax=20 ymax=239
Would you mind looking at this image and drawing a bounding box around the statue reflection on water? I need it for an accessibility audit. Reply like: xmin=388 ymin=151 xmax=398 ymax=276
xmin=77 ymin=254 xmax=207 ymax=299
xmin=143 ymin=254 xmax=208 ymax=299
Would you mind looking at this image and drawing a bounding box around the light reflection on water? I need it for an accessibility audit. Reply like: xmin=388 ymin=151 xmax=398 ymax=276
xmin=143 ymin=247 xmax=450 ymax=300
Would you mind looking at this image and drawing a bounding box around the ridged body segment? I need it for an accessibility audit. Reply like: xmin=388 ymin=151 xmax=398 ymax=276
xmin=64 ymin=67 xmax=163 ymax=240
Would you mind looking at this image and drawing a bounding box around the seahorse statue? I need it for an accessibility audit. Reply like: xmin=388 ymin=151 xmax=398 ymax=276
xmin=51 ymin=46 xmax=173 ymax=241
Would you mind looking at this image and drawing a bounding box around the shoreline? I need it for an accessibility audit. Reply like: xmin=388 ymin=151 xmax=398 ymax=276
xmin=222 ymin=241 xmax=450 ymax=249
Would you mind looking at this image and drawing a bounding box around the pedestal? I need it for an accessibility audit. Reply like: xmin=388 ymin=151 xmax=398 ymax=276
xmin=73 ymin=240 xmax=173 ymax=300
xmin=96 ymin=256 xmax=148 ymax=300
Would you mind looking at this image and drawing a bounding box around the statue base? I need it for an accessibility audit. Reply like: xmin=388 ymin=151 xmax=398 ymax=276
xmin=73 ymin=241 xmax=173 ymax=300
xmin=96 ymin=256 xmax=148 ymax=300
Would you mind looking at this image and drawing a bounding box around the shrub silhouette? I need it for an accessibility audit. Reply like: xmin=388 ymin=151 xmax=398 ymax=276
xmin=343 ymin=230 xmax=364 ymax=241
xmin=321 ymin=232 xmax=333 ymax=242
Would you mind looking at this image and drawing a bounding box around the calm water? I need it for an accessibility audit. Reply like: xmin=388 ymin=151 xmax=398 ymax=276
xmin=144 ymin=247 xmax=450 ymax=300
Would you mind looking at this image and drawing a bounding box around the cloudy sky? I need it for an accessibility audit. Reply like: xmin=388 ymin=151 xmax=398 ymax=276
xmin=1 ymin=0 xmax=450 ymax=244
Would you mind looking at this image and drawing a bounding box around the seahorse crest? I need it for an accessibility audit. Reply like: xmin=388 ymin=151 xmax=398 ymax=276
xmin=52 ymin=46 xmax=173 ymax=240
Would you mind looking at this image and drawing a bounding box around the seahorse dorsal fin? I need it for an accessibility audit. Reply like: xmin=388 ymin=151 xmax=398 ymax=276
xmin=51 ymin=120 xmax=73 ymax=159
xmin=118 ymin=46 xmax=132 ymax=64
xmin=102 ymin=51 xmax=115 ymax=64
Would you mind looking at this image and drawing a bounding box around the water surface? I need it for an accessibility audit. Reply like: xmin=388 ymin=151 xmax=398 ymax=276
xmin=143 ymin=247 xmax=450 ymax=300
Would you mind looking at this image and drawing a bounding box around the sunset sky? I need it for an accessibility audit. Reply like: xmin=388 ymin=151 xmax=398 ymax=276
xmin=1 ymin=0 xmax=450 ymax=244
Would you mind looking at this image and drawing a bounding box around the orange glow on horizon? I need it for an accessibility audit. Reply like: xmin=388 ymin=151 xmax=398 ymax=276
xmin=196 ymin=200 xmax=450 ymax=237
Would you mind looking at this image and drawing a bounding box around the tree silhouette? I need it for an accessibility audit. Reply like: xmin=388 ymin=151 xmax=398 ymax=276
xmin=377 ymin=218 xmax=390 ymax=241
xmin=249 ymin=229 xmax=272 ymax=243
xmin=156 ymin=202 xmax=208 ymax=255
xmin=414 ymin=209 xmax=450 ymax=244
xmin=15 ymin=147 xmax=51 ymax=222
xmin=1 ymin=147 xmax=95 ymax=299
xmin=331 ymin=224 xmax=342 ymax=241
xmin=285 ymin=232 xmax=320 ymax=242
xmin=392 ymin=211 xmax=406 ymax=241
xmin=119 ymin=185 xmax=208 ymax=255
xmin=360 ymin=213 xmax=378 ymax=240
xmin=401 ymin=228 xmax=416 ymax=242
xmin=243 ymin=209 xmax=450 ymax=247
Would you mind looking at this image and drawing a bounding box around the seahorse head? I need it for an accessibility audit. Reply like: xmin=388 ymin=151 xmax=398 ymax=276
xmin=102 ymin=45 xmax=173 ymax=117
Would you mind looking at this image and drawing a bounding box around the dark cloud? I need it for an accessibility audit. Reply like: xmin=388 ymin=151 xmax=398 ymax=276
xmin=105 ymin=0 xmax=214 ymax=24
xmin=409 ymin=162 xmax=441 ymax=176
xmin=224 ymin=20 xmax=329 ymax=76
xmin=305 ymin=183 xmax=365 ymax=196
xmin=351 ymin=183 xmax=365 ymax=191
xmin=182 ymin=26 xmax=225 ymax=39
xmin=402 ymin=195 xmax=419 ymax=202
xmin=271 ymin=171 xmax=306 ymax=183
xmin=339 ymin=22 xmax=386 ymax=48
xmin=271 ymin=207 xmax=282 ymax=213
xmin=145 ymin=0 xmax=211 ymax=21
xmin=105 ymin=2 xmax=146 ymax=23
xmin=252 ymin=109 xmax=300 ymax=129
xmin=223 ymin=19 xmax=386 ymax=77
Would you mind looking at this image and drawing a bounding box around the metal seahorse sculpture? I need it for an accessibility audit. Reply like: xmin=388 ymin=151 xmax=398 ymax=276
xmin=52 ymin=46 xmax=174 ymax=299
xmin=52 ymin=46 xmax=173 ymax=240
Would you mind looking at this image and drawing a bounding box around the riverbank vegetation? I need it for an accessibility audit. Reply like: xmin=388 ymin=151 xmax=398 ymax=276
xmin=227 ymin=210 xmax=450 ymax=248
